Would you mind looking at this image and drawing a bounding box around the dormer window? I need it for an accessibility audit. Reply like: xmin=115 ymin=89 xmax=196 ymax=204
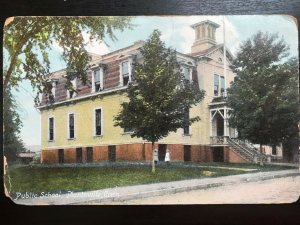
xmin=119 ymin=59 xmax=132 ymax=86
xmin=92 ymin=66 xmax=104 ymax=93
xmin=67 ymin=78 xmax=77 ymax=99
xmin=50 ymin=80 xmax=58 ymax=103
xmin=122 ymin=61 xmax=129 ymax=85
xmin=51 ymin=81 xmax=57 ymax=98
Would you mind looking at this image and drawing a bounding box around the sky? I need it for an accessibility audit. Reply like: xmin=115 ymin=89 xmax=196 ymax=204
xmin=9 ymin=15 xmax=298 ymax=147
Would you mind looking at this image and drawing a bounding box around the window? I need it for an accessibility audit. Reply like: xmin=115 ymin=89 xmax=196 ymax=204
xmin=92 ymin=68 xmax=103 ymax=92
xmin=95 ymin=108 xmax=102 ymax=136
xmin=182 ymin=66 xmax=191 ymax=81
xmin=183 ymin=108 xmax=190 ymax=135
xmin=68 ymin=113 xmax=75 ymax=139
xmin=49 ymin=117 xmax=54 ymax=141
xmin=68 ymin=78 xmax=77 ymax=99
xmin=94 ymin=69 xmax=101 ymax=92
xmin=220 ymin=76 xmax=225 ymax=95
xmin=51 ymin=81 xmax=57 ymax=99
xmin=214 ymin=74 xmax=226 ymax=96
xmin=214 ymin=74 xmax=219 ymax=96
xmin=121 ymin=61 xmax=130 ymax=86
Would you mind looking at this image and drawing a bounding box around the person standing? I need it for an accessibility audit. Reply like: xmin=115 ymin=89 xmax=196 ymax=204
xmin=165 ymin=149 xmax=170 ymax=164
xmin=153 ymin=149 xmax=158 ymax=164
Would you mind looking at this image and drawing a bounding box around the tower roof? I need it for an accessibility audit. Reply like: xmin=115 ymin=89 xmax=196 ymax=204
xmin=191 ymin=20 xmax=220 ymax=29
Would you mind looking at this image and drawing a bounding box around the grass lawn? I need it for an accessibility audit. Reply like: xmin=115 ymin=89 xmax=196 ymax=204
xmin=5 ymin=162 xmax=292 ymax=197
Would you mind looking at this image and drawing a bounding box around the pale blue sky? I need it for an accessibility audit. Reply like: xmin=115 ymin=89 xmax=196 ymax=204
xmin=10 ymin=15 xmax=298 ymax=146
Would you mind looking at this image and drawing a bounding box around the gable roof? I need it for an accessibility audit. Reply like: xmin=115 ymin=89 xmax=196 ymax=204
xmin=188 ymin=44 xmax=234 ymax=62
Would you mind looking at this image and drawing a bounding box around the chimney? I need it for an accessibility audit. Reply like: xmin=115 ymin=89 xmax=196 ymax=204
xmin=190 ymin=20 xmax=220 ymax=54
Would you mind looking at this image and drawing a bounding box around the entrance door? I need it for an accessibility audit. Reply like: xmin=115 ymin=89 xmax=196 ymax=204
xmin=108 ymin=145 xmax=116 ymax=162
xmin=212 ymin=147 xmax=224 ymax=162
xmin=86 ymin=147 xmax=93 ymax=163
xmin=216 ymin=114 xmax=224 ymax=136
xmin=158 ymin=144 xmax=166 ymax=161
xmin=76 ymin=147 xmax=82 ymax=163
xmin=184 ymin=145 xmax=191 ymax=161
xmin=58 ymin=149 xmax=64 ymax=163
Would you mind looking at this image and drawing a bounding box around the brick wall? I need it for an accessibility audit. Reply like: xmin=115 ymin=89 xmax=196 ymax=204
xmin=191 ymin=145 xmax=201 ymax=162
xmin=224 ymin=147 xmax=248 ymax=163
xmin=41 ymin=144 xmax=248 ymax=164
xmin=167 ymin=144 xmax=184 ymax=161
xmin=116 ymin=143 xmax=144 ymax=161
xmin=64 ymin=148 xmax=76 ymax=163
xmin=104 ymin=59 xmax=120 ymax=89
xmin=144 ymin=143 xmax=154 ymax=161
xmin=198 ymin=145 xmax=213 ymax=162
xmin=41 ymin=149 xmax=58 ymax=164
xmin=93 ymin=146 xmax=108 ymax=161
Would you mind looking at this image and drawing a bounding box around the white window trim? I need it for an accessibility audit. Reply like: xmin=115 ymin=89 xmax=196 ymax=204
xmin=48 ymin=116 xmax=55 ymax=142
xmin=67 ymin=78 xmax=77 ymax=99
xmin=92 ymin=67 xmax=104 ymax=93
xmin=93 ymin=107 xmax=103 ymax=136
xmin=67 ymin=112 xmax=76 ymax=140
xmin=213 ymin=74 xmax=225 ymax=97
xmin=51 ymin=81 xmax=57 ymax=98
xmin=119 ymin=58 xmax=132 ymax=87
xmin=214 ymin=73 xmax=220 ymax=97
xmin=38 ymin=93 xmax=43 ymax=105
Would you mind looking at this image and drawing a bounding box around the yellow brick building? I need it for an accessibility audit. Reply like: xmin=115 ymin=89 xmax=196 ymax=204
xmin=38 ymin=20 xmax=252 ymax=164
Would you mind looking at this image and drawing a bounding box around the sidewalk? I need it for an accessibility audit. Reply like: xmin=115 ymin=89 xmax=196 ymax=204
xmin=12 ymin=169 xmax=299 ymax=205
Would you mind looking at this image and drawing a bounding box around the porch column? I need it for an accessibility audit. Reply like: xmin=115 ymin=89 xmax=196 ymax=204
xmin=224 ymin=107 xmax=229 ymax=137
xmin=209 ymin=109 xmax=212 ymax=137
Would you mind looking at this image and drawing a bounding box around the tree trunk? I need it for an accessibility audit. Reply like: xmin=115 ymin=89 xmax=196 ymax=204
xmin=152 ymin=142 xmax=155 ymax=173
xmin=259 ymin=143 xmax=264 ymax=166
xmin=142 ymin=142 xmax=145 ymax=160
xmin=282 ymin=137 xmax=299 ymax=163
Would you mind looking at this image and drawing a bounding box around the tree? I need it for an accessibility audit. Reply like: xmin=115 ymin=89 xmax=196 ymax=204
xmin=3 ymin=86 xmax=26 ymax=163
xmin=227 ymin=32 xmax=299 ymax=161
xmin=114 ymin=30 xmax=205 ymax=172
xmin=3 ymin=16 xmax=133 ymax=99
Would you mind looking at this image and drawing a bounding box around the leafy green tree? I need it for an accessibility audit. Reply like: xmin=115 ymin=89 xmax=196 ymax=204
xmin=3 ymin=86 xmax=26 ymax=163
xmin=227 ymin=32 xmax=299 ymax=161
xmin=3 ymin=16 xmax=133 ymax=99
xmin=114 ymin=30 xmax=205 ymax=172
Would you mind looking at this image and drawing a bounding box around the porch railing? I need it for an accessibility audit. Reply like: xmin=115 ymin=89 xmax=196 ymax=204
xmin=210 ymin=136 xmax=229 ymax=145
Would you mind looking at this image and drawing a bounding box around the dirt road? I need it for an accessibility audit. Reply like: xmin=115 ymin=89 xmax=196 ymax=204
xmin=112 ymin=176 xmax=300 ymax=204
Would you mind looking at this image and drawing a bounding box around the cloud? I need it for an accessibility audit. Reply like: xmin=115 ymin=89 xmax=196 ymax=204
xmin=82 ymin=31 xmax=110 ymax=55
xmin=51 ymin=31 xmax=111 ymax=56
